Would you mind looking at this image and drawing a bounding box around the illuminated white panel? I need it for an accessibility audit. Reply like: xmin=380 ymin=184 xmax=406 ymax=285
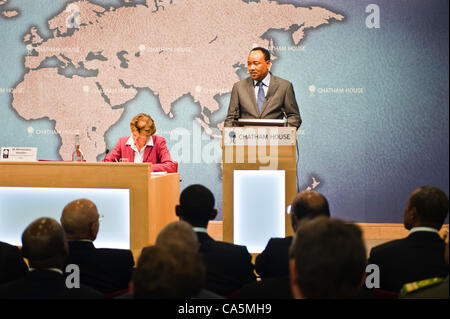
xmin=234 ymin=170 xmax=285 ymax=253
xmin=0 ymin=187 xmax=130 ymax=249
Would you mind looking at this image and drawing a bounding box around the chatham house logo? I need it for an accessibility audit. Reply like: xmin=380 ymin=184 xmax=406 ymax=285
xmin=27 ymin=126 xmax=34 ymax=137
xmin=229 ymin=131 xmax=237 ymax=144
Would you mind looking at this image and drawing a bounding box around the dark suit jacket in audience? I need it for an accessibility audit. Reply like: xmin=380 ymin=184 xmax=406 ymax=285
xmin=196 ymin=232 xmax=256 ymax=296
xmin=240 ymin=275 xmax=293 ymax=299
xmin=116 ymin=289 xmax=224 ymax=299
xmin=255 ymin=237 xmax=293 ymax=279
xmin=368 ymin=231 xmax=448 ymax=292
xmin=67 ymin=241 xmax=134 ymax=293
xmin=0 ymin=269 xmax=104 ymax=299
xmin=0 ymin=241 xmax=28 ymax=285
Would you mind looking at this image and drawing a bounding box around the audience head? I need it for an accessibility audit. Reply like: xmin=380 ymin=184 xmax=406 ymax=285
xmin=289 ymin=217 xmax=366 ymax=299
xmin=60 ymin=199 xmax=100 ymax=241
xmin=21 ymin=217 xmax=68 ymax=270
xmin=403 ymin=186 xmax=449 ymax=230
xmin=155 ymin=221 xmax=199 ymax=252
xmin=131 ymin=244 xmax=206 ymax=298
xmin=176 ymin=184 xmax=217 ymax=228
xmin=290 ymin=190 xmax=330 ymax=232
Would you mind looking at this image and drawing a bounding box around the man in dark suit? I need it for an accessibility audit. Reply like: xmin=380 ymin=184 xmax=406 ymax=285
xmin=176 ymin=184 xmax=256 ymax=296
xmin=224 ymin=47 xmax=302 ymax=128
xmin=238 ymin=190 xmax=330 ymax=298
xmin=60 ymin=199 xmax=134 ymax=294
xmin=131 ymin=244 xmax=206 ymax=299
xmin=0 ymin=217 xmax=103 ymax=299
xmin=290 ymin=217 xmax=367 ymax=299
xmin=255 ymin=190 xmax=330 ymax=279
xmin=368 ymin=186 xmax=449 ymax=292
xmin=0 ymin=241 xmax=28 ymax=285
xmin=400 ymin=234 xmax=449 ymax=299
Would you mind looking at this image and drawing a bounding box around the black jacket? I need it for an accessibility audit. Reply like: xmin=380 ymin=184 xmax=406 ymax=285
xmin=368 ymin=231 xmax=448 ymax=292
xmin=255 ymin=236 xmax=293 ymax=279
xmin=67 ymin=241 xmax=134 ymax=293
xmin=196 ymin=232 xmax=256 ymax=296
xmin=0 ymin=241 xmax=28 ymax=285
xmin=0 ymin=269 xmax=104 ymax=299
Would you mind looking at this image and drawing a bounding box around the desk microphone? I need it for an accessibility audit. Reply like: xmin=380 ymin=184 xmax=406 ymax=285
xmin=103 ymin=149 xmax=110 ymax=161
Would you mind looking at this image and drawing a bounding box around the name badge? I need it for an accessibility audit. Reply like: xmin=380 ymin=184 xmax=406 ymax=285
xmin=0 ymin=147 xmax=38 ymax=162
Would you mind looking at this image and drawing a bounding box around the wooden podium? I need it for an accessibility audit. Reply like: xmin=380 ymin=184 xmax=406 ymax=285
xmin=222 ymin=126 xmax=297 ymax=247
xmin=0 ymin=162 xmax=179 ymax=258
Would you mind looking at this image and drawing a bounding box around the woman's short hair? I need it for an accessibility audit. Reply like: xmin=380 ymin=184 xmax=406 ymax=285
xmin=130 ymin=113 xmax=156 ymax=136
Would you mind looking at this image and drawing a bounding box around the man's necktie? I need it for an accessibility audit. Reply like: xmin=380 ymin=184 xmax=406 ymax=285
xmin=257 ymin=81 xmax=265 ymax=113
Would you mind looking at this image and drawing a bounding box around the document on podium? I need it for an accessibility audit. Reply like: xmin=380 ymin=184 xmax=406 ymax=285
xmin=237 ymin=118 xmax=287 ymax=127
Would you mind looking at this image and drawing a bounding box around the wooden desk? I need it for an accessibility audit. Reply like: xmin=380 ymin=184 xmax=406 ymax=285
xmin=0 ymin=162 xmax=179 ymax=258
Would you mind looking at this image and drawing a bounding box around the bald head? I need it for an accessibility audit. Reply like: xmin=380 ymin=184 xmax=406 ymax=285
xmin=22 ymin=217 xmax=67 ymax=269
xmin=60 ymin=199 xmax=100 ymax=241
xmin=291 ymin=190 xmax=330 ymax=231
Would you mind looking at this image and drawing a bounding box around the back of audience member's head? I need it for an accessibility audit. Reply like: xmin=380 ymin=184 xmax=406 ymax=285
xmin=60 ymin=199 xmax=100 ymax=241
xmin=290 ymin=190 xmax=330 ymax=232
xmin=289 ymin=217 xmax=366 ymax=299
xmin=156 ymin=221 xmax=199 ymax=252
xmin=176 ymin=184 xmax=217 ymax=228
xmin=21 ymin=217 xmax=68 ymax=270
xmin=132 ymin=244 xmax=206 ymax=298
xmin=403 ymin=186 xmax=449 ymax=230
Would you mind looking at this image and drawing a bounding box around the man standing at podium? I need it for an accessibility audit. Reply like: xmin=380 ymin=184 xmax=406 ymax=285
xmin=224 ymin=47 xmax=302 ymax=128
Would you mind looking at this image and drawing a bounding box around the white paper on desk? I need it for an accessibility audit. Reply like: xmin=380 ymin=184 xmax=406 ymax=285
xmin=151 ymin=171 xmax=168 ymax=176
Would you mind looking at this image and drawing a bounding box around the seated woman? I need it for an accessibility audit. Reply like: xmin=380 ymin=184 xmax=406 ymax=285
xmin=103 ymin=113 xmax=177 ymax=173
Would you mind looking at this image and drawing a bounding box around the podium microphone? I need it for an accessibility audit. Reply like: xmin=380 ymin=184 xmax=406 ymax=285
xmin=281 ymin=108 xmax=288 ymax=127
xmin=229 ymin=131 xmax=236 ymax=144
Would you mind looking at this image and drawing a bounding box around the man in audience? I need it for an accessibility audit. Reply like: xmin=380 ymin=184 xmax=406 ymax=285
xmin=289 ymin=217 xmax=367 ymax=299
xmin=60 ymin=198 xmax=134 ymax=294
xmin=400 ymin=232 xmax=449 ymax=299
xmin=130 ymin=221 xmax=221 ymax=299
xmin=0 ymin=241 xmax=28 ymax=285
xmin=368 ymin=186 xmax=449 ymax=292
xmin=0 ymin=217 xmax=103 ymax=299
xmin=155 ymin=221 xmax=223 ymax=299
xmin=176 ymin=184 xmax=256 ymax=296
xmin=240 ymin=190 xmax=330 ymax=299
xmin=255 ymin=190 xmax=330 ymax=278
xmin=155 ymin=220 xmax=200 ymax=251
xmin=131 ymin=243 xmax=206 ymax=298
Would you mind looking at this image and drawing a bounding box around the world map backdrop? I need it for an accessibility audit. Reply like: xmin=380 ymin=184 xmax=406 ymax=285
xmin=0 ymin=0 xmax=448 ymax=223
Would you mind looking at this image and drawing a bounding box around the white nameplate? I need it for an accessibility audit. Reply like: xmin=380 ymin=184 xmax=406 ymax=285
xmin=223 ymin=127 xmax=296 ymax=146
xmin=0 ymin=147 xmax=38 ymax=162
